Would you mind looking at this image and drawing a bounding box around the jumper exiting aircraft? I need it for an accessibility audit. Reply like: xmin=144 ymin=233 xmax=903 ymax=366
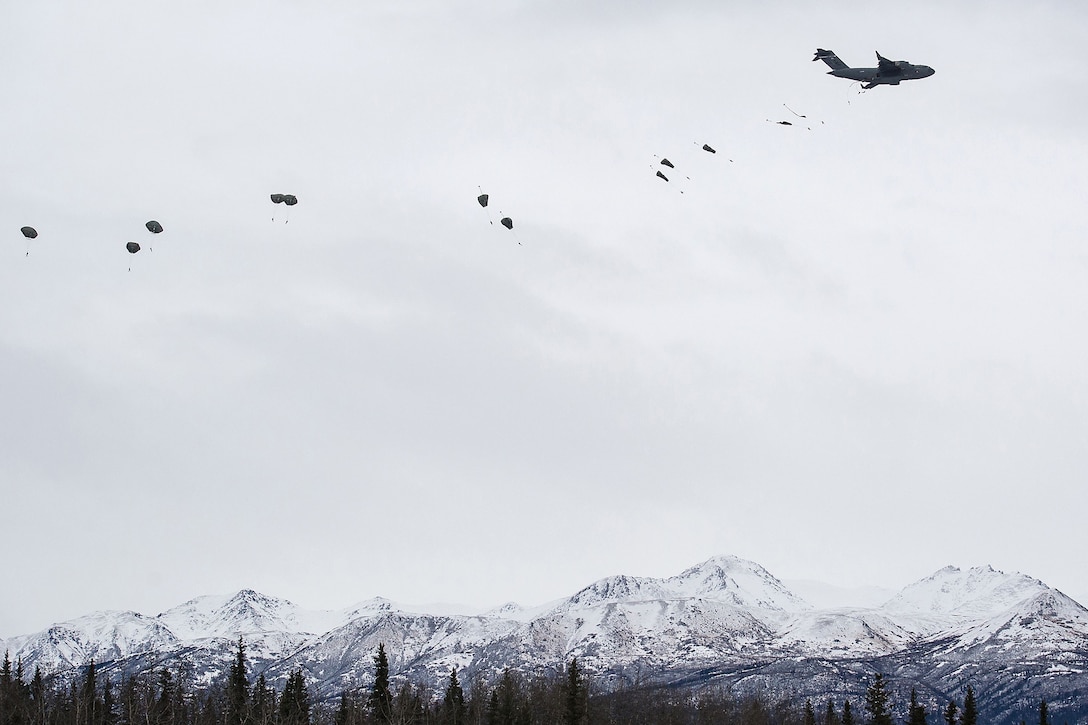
xmin=813 ymin=49 xmax=934 ymax=89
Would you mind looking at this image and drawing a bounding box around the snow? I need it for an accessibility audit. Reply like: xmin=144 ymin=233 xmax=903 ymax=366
xmin=3 ymin=554 xmax=1087 ymax=702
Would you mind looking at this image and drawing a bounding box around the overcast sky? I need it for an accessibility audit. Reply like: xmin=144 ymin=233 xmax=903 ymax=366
xmin=3 ymin=0 xmax=1087 ymax=638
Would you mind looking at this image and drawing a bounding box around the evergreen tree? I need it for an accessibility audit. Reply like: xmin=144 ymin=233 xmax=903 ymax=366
xmin=226 ymin=638 xmax=249 ymax=725
xmin=865 ymin=675 xmax=893 ymax=725
xmin=486 ymin=670 xmax=522 ymax=725
xmin=804 ymin=700 xmax=816 ymax=725
xmin=907 ymin=688 xmax=926 ymax=725
xmin=562 ymin=660 xmax=587 ymax=725
xmin=0 ymin=653 xmax=30 ymax=725
xmin=943 ymin=700 xmax=957 ymax=725
xmin=80 ymin=662 xmax=99 ymax=725
xmin=29 ymin=667 xmax=47 ymax=725
xmin=101 ymin=680 xmax=116 ymax=725
xmin=961 ymin=687 xmax=977 ymax=725
xmin=843 ymin=700 xmax=855 ymax=725
xmin=366 ymin=645 xmax=391 ymax=725
xmin=440 ymin=669 xmax=465 ymax=725
xmin=250 ymin=674 xmax=274 ymax=725
xmin=278 ymin=671 xmax=310 ymax=725
xmin=825 ymin=699 xmax=840 ymax=725
xmin=1038 ymin=700 xmax=1049 ymax=725
xmin=152 ymin=670 xmax=175 ymax=725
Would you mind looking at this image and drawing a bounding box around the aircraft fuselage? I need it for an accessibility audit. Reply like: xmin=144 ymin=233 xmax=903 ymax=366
xmin=813 ymin=49 xmax=934 ymax=89
xmin=828 ymin=64 xmax=934 ymax=85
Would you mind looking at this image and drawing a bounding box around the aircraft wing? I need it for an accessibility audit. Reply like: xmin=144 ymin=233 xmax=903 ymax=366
xmin=876 ymin=52 xmax=900 ymax=72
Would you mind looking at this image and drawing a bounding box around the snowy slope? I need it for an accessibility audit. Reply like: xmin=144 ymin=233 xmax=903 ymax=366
xmin=2 ymin=554 xmax=1086 ymax=723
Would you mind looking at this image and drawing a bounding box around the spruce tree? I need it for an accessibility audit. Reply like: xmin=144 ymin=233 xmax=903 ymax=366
xmin=825 ymin=699 xmax=840 ymax=725
xmin=440 ymin=669 xmax=465 ymax=725
xmin=1038 ymin=699 xmax=1049 ymax=725
xmin=961 ymin=686 xmax=977 ymax=725
xmin=278 ymin=670 xmax=310 ymax=725
xmin=563 ymin=659 xmax=588 ymax=725
xmin=843 ymin=700 xmax=855 ymax=725
xmin=907 ymin=688 xmax=927 ymax=725
xmin=226 ymin=638 xmax=249 ymax=725
xmin=943 ymin=700 xmax=957 ymax=725
xmin=101 ymin=679 xmax=115 ymax=725
xmin=250 ymin=674 xmax=274 ymax=725
xmin=80 ymin=661 xmax=99 ymax=725
xmin=864 ymin=674 xmax=893 ymax=725
xmin=804 ymin=700 xmax=816 ymax=725
xmin=333 ymin=691 xmax=355 ymax=725
xmin=30 ymin=667 xmax=46 ymax=725
xmin=366 ymin=644 xmax=391 ymax=725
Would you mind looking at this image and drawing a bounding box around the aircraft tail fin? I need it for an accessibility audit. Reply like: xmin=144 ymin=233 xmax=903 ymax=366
xmin=813 ymin=48 xmax=847 ymax=70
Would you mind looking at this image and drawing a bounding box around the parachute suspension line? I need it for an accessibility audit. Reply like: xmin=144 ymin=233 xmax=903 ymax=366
xmin=498 ymin=213 xmax=520 ymax=245
xmin=783 ymin=103 xmax=806 ymax=118
xmin=20 ymin=227 xmax=36 ymax=257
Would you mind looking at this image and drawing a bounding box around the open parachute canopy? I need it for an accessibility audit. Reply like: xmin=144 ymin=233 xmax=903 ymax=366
xmin=270 ymin=193 xmax=285 ymax=204
xmin=702 ymin=144 xmax=716 ymax=153
xmin=20 ymin=226 xmax=37 ymax=239
xmin=126 ymin=242 xmax=141 ymax=254
xmin=477 ymin=193 xmax=489 ymax=208
xmin=145 ymin=220 xmax=163 ymax=234
xmin=500 ymin=217 xmax=513 ymax=230
xmin=283 ymin=194 xmax=298 ymax=206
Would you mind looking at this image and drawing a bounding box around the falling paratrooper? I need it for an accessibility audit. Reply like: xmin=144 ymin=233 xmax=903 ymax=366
xmin=20 ymin=226 xmax=37 ymax=256
xmin=477 ymin=189 xmax=494 ymax=224
xmin=126 ymin=241 xmax=141 ymax=272
xmin=499 ymin=215 xmax=520 ymax=244
xmin=145 ymin=220 xmax=162 ymax=250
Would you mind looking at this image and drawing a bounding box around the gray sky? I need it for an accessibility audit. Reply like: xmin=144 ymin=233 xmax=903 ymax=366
xmin=3 ymin=0 xmax=1087 ymax=637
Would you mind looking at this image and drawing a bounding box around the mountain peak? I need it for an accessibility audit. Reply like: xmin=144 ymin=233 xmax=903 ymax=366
xmin=883 ymin=564 xmax=1050 ymax=619
xmin=668 ymin=555 xmax=810 ymax=612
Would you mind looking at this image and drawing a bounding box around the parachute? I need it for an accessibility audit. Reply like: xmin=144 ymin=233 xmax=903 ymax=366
xmin=145 ymin=220 xmax=163 ymax=234
xmin=19 ymin=226 xmax=38 ymax=256
xmin=498 ymin=215 xmax=520 ymax=245
xmin=660 ymin=158 xmax=675 ymax=169
xmin=476 ymin=187 xmax=495 ymax=225
xmin=126 ymin=242 xmax=141 ymax=254
xmin=702 ymin=144 xmax=716 ymax=153
xmin=270 ymin=193 xmax=296 ymax=222
xmin=656 ymin=170 xmax=669 ymax=182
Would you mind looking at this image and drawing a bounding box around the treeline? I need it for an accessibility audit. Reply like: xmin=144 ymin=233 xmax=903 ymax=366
xmin=0 ymin=645 xmax=1064 ymax=725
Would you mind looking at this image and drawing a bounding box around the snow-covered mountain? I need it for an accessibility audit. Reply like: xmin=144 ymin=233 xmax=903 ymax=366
xmin=3 ymin=556 xmax=1085 ymax=723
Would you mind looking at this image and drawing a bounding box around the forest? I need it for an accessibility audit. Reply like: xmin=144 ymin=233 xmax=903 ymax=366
xmin=0 ymin=642 xmax=1062 ymax=725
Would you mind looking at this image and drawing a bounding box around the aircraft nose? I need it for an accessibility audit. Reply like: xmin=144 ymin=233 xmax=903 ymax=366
xmin=922 ymin=65 xmax=935 ymax=77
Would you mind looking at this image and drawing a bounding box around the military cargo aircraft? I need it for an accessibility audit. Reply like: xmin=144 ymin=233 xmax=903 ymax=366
xmin=813 ymin=49 xmax=934 ymax=89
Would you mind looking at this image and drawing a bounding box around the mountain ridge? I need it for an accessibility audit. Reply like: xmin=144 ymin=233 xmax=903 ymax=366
xmin=3 ymin=555 xmax=1085 ymax=722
